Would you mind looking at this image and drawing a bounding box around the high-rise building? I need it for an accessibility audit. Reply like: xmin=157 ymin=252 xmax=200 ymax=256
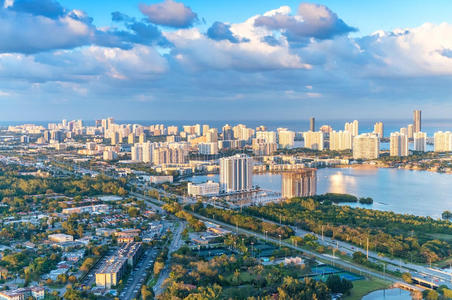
xmin=256 ymin=131 xmax=277 ymax=144
xmin=319 ymin=125 xmax=333 ymax=134
xmin=414 ymin=110 xmax=421 ymax=133
xmin=373 ymin=122 xmax=384 ymax=138
xmin=310 ymin=117 xmax=315 ymax=132
xmin=329 ymin=131 xmax=352 ymax=151
xmin=414 ymin=132 xmax=427 ymax=152
xmin=202 ymin=124 xmax=210 ymax=136
xmin=407 ymin=124 xmax=414 ymax=139
xmin=353 ymin=133 xmax=379 ymax=159
xmin=128 ymin=133 xmax=135 ymax=144
xmin=252 ymin=139 xmax=277 ymax=156
xmin=303 ymin=131 xmax=324 ymax=150
xmin=138 ymin=133 xmax=146 ymax=144
xmin=198 ymin=142 xmax=218 ymax=155
xmin=111 ymin=132 xmax=120 ymax=145
xmin=345 ymin=120 xmax=359 ymax=136
xmin=281 ymin=169 xmax=317 ymax=199
xmin=434 ymin=131 xmax=452 ymax=152
xmin=206 ymin=128 xmax=218 ymax=143
xmin=131 ymin=144 xmax=143 ymax=161
xmin=390 ymin=132 xmax=408 ymax=156
xmin=219 ymin=154 xmax=253 ymax=193
xmin=222 ymin=124 xmax=234 ymax=140
xmin=278 ymin=130 xmax=295 ymax=148
xmin=233 ymin=124 xmax=254 ymax=141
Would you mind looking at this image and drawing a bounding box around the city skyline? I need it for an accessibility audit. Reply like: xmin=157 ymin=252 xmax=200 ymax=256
xmin=1 ymin=1 xmax=452 ymax=120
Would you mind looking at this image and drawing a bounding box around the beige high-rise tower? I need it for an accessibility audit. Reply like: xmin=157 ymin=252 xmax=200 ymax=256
xmin=414 ymin=110 xmax=421 ymax=133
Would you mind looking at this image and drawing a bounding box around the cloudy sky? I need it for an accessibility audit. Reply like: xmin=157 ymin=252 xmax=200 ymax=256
xmin=1 ymin=0 xmax=452 ymax=121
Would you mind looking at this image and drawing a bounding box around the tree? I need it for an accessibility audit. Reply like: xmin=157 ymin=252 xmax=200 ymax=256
xmin=442 ymin=210 xmax=452 ymax=220
xmin=326 ymin=275 xmax=353 ymax=294
xmin=141 ymin=285 xmax=153 ymax=300
xmin=128 ymin=207 xmax=139 ymax=217
xmin=423 ymin=289 xmax=439 ymax=300
xmin=401 ymin=272 xmax=412 ymax=284
xmin=154 ymin=261 xmax=164 ymax=276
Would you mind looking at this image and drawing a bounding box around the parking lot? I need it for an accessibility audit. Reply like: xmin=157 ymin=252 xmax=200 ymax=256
xmin=119 ymin=248 xmax=158 ymax=300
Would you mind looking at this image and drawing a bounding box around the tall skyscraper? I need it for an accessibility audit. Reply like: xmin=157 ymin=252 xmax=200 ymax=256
xmin=414 ymin=110 xmax=421 ymax=133
xmin=219 ymin=154 xmax=253 ymax=193
xmin=281 ymin=169 xmax=317 ymax=199
xmin=414 ymin=132 xmax=427 ymax=152
xmin=373 ymin=122 xmax=384 ymax=138
xmin=310 ymin=117 xmax=315 ymax=132
xmin=353 ymin=133 xmax=379 ymax=159
xmin=303 ymin=131 xmax=324 ymax=150
xmin=390 ymin=132 xmax=408 ymax=156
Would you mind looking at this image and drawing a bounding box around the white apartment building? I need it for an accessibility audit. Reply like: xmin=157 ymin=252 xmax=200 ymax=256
xmin=219 ymin=154 xmax=253 ymax=193
xmin=390 ymin=132 xmax=409 ymax=156
xmin=353 ymin=133 xmax=379 ymax=159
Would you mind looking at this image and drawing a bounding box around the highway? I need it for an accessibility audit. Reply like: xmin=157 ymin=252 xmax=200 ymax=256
xmin=132 ymin=189 xmax=452 ymax=288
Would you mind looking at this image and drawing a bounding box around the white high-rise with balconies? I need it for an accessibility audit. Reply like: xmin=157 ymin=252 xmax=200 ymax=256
xmin=329 ymin=131 xmax=352 ymax=151
xmin=219 ymin=154 xmax=253 ymax=193
xmin=414 ymin=132 xmax=427 ymax=152
xmin=303 ymin=131 xmax=324 ymax=150
xmin=434 ymin=131 xmax=452 ymax=152
xmin=390 ymin=132 xmax=408 ymax=156
xmin=353 ymin=133 xmax=379 ymax=159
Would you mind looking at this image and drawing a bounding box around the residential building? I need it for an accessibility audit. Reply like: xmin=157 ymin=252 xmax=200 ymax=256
xmin=434 ymin=131 xmax=452 ymax=152
xmin=281 ymin=169 xmax=317 ymax=198
xmin=373 ymin=122 xmax=384 ymax=138
xmin=345 ymin=120 xmax=359 ymax=136
xmin=390 ymin=132 xmax=409 ymax=156
xmin=329 ymin=131 xmax=352 ymax=151
xmin=198 ymin=142 xmax=218 ymax=155
xmin=303 ymin=131 xmax=324 ymax=150
xmin=219 ymin=154 xmax=253 ymax=193
xmin=278 ymin=130 xmax=295 ymax=148
xmin=353 ymin=133 xmax=379 ymax=159
xmin=414 ymin=132 xmax=427 ymax=152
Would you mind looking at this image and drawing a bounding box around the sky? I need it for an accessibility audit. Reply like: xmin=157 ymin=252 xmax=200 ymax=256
xmin=1 ymin=0 xmax=452 ymax=121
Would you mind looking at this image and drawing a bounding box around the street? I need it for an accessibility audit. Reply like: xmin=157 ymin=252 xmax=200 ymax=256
xmin=120 ymin=248 xmax=159 ymax=300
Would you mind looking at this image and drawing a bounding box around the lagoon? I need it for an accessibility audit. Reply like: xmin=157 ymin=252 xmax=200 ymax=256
xmin=188 ymin=167 xmax=452 ymax=219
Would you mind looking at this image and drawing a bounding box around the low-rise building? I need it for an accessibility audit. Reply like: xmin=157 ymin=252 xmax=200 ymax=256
xmin=187 ymin=181 xmax=220 ymax=196
xmin=48 ymin=233 xmax=73 ymax=243
xmin=0 ymin=287 xmax=45 ymax=300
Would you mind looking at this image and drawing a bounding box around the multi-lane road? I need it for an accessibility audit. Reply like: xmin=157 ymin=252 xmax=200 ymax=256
xmin=120 ymin=248 xmax=159 ymax=300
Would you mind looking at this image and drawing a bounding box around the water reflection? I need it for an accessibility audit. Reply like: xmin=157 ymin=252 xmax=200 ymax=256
xmin=328 ymin=172 xmax=357 ymax=194
xmin=188 ymin=167 xmax=452 ymax=218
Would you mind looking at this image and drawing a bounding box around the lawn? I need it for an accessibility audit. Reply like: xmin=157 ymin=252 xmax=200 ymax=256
xmin=427 ymin=233 xmax=452 ymax=242
xmin=343 ymin=278 xmax=391 ymax=300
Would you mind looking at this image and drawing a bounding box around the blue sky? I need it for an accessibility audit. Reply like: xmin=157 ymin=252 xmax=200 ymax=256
xmin=1 ymin=0 xmax=452 ymax=121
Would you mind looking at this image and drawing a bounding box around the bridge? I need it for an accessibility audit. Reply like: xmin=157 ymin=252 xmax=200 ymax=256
xmin=393 ymin=282 xmax=423 ymax=299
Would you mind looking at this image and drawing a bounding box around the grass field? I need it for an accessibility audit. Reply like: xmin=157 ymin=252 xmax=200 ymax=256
xmin=343 ymin=278 xmax=391 ymax=300
xmin=427 ymin=233 xmax=452 ymax=241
